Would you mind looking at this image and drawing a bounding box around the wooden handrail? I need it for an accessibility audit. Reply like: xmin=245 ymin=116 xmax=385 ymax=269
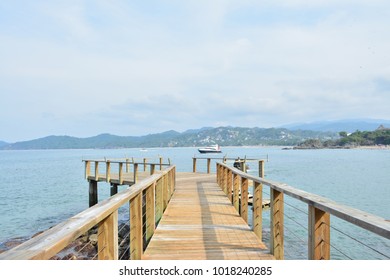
xmin=193 ymin=156 xmax=266 ymax=176
xmin=216 ymin=162 xmax=390 ymax=260
xmin=0 ymin=166 xmax=176 ymax=260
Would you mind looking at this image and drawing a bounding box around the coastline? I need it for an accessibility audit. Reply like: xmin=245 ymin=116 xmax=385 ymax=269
xmin=286 ymin=145 xmax=390 ymax=150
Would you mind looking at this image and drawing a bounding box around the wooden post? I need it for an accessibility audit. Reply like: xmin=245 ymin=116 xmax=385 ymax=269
xmin=270 ymin=189 xmax=284 ymax=260
xmin=89 ymin=180 xmax=98 ymax=207
xmin=253 ymin=181 xmax=263 ymax=241
xmin=193 ymin=158 xmax=197 ymax=173
xmin=207 ymin=158 xmax=211 ymax=174
xmin=162 ymin=174 xmax=168 ymax=211
xmin=130 ymin=193 xmax=143 ymax=260
xmin=150 ymin=164 xmax=156 ymax=175
xmin=85 ymin=161 xmax=91 ymax=179
xmin=110 ymin=184 xmax=118 ymax=196
xmin=126 ymin=158 xmax=130 ymax=173
xmin=106 ymin=161 xmax=111 ymax=183
xmin=258 ymin=160 xmax=264 ymax=178
xmin=308 ymin=206 xmax=330 ymax=260
xmin=143 ymin=158 xmax=147 ymax=171
xmin=216 ymin=163 xmax=219 ymax=183
xmin=145 ymin=183 xmax=156 ymax=244
xmin=94 ymin=161 xmax=99 ymax=181
xmin=222 ymin=167 xmax=229 ymax=193
xmin=98 ymin=210 xmax=118 ymax=260
xmin=134 ymin=163 xmax=139 ymax=183
xmin=159 ymin=157 xmax=163 ymax=170
xmin=119 ymin=162 xmax=123 ymax=185
xmin=241 ymin=177 xmax=249 ymax=223
xmin=155 ymin=178 xmax=163 ymax=225
xmin=227 ymin=169 xmax=232 ymax=197
xmin=233 ymin=173 xmax=240 ymax=212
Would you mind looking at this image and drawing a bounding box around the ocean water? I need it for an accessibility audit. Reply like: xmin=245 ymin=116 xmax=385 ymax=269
xmin=0 ymin=147 xmax=389 ymax=259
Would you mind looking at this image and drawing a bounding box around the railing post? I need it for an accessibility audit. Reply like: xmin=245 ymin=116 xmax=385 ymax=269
xmin=134 ymin=163 xmax=139 ymax=183
xmin=258 ymin=160 xmax=264 ymax=178
xmin=159 ymin=157 xmax=163 ymax=170
xmin=241 ymin=177 xmax=249 ymax=223
xmin=162 ymin=174 xmax=168 ymax=211
xmin=143 ymin=158 xmax=147 ymax=171
xmin=150 ymin=164 xmax=156 ymax=175
xmin=155 ymin=178 xmax=163 ymax=225
xmin=130 ymin=193 xmax=143 ymax=260
xmin=126 ymin=158 xmax=130 ymax=173
xmin=119 ymin=162 xmax=123 ymax=185
xmin=227 ymin=169 xmax=232 ymax=197
xmin=223 ymin=166 xmax=228 ymax=194
xmin=106 ymin=160 xmax=111 ymax=183
xmin=85 ymin=160 xmax=91 ymax=179
xmin=207 ymin=158 xmax=211 ymax=174
xmin=216 ymin=163 xmax=219 ymax=183
xmin=233 ymin=173 xmax=240 ymax=212
xmin=308 ymin=206 xmax=330 ymax=260
xmin=253 ymin=181 xmax=263 ymax=241
xmin=193 ymin=158 xmax=197 ymax=173
xmin=94 ymin=161 xmax=99 ymax=181
xmin=270 ymin=189 xmax=284 ymax=260
xmin=98 ymin=210 xmax=118 ymax=260
xmin=145 ymin=183 xmax=156 ymax=244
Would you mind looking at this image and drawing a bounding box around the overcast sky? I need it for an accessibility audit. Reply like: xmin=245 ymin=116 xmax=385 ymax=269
xmin=1 ymin=1 xmax=389 ymax=142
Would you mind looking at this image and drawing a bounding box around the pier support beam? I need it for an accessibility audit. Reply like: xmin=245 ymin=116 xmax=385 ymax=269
xmin=89 ymin=180 xmax=98 ymax=207
xmin=110 ymin=183 xmax=118 ymax=196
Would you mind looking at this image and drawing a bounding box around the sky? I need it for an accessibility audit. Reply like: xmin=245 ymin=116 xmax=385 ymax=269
xmin=1 ymin=0 xmax=390 ymax=142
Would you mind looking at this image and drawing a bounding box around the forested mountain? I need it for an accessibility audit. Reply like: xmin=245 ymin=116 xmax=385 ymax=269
xmin=1 ymin=127 xmax=337 ymax=150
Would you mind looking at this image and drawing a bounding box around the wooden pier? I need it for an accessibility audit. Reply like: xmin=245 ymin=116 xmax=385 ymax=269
xmin=0 ymin=156 xmax=389 ymax=260
xmin=143 ymin=173 xmax=273 ymax=260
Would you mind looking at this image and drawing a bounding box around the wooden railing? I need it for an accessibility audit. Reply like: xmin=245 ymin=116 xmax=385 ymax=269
xmin=0 ymin=166 xmax=176 ymax=260
xmin=83 ymin=157 xmax=171 ymax=183
xmin=83 ymin=157 xmax=171 ymax=207
xmin=193 ymin=156 xmax=266 ymax=177
xmin=216 ymin=162 xmax=390 ymax=260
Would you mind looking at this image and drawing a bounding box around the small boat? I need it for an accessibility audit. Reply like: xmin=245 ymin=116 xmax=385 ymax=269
xmin=198 ymin=144 xmax=222 ymax=154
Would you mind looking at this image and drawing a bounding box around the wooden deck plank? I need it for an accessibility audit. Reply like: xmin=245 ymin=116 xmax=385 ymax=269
xmin=142 ymin=172 xmax=274 ymax=260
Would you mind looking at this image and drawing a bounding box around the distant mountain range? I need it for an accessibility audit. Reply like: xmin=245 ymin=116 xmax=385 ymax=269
xmin=281 ymin=119 xmax=390 ymax=132
xmin=1 ymin=127 xmax=337 ymax=150
xmin=1 ymin=119 xmax=388 ymax=150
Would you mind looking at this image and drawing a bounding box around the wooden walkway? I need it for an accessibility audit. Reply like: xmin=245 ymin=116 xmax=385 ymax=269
xmin=142 ymin=172 xmax=274 ymax=260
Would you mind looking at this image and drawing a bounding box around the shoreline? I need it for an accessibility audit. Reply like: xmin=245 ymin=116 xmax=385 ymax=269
xmin=286 ymin=145 xmax=390 ymax=150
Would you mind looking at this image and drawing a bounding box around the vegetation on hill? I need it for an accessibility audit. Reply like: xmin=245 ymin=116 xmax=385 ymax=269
xmin=295 ymin=126 xmax=390 ymax=149
xmin=1 ymin=127 xmax=337 ymax=150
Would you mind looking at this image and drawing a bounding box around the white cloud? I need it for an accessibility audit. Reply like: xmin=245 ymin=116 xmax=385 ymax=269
xmin=0 ymin=1 xmax=389 ymax=141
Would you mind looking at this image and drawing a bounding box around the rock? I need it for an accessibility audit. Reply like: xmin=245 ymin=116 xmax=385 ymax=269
xmin=89 ymin=234 xmax=98 ymax=246
xmin=62 ymin=253 xmax=77 ymax=260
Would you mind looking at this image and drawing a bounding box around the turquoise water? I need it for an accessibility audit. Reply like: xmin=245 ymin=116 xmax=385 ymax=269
xmin=0 ymin=147 xmax=389 ymax=259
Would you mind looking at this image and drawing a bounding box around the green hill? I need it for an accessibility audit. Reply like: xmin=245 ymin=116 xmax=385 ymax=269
xmin=1 ymin=127 xmax=337 ymax=150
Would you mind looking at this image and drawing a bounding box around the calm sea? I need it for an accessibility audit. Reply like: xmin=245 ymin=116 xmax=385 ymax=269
xmin=0 ymin=147 xmax=389 ymax=259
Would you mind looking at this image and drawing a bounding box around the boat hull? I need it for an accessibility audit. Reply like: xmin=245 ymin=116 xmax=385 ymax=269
xmin=198 ymin=149 xmax=222 ymax=154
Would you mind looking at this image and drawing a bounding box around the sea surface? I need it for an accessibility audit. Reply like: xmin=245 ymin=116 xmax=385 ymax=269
xmin=0 ymin=147 xmax=389 ymax=259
